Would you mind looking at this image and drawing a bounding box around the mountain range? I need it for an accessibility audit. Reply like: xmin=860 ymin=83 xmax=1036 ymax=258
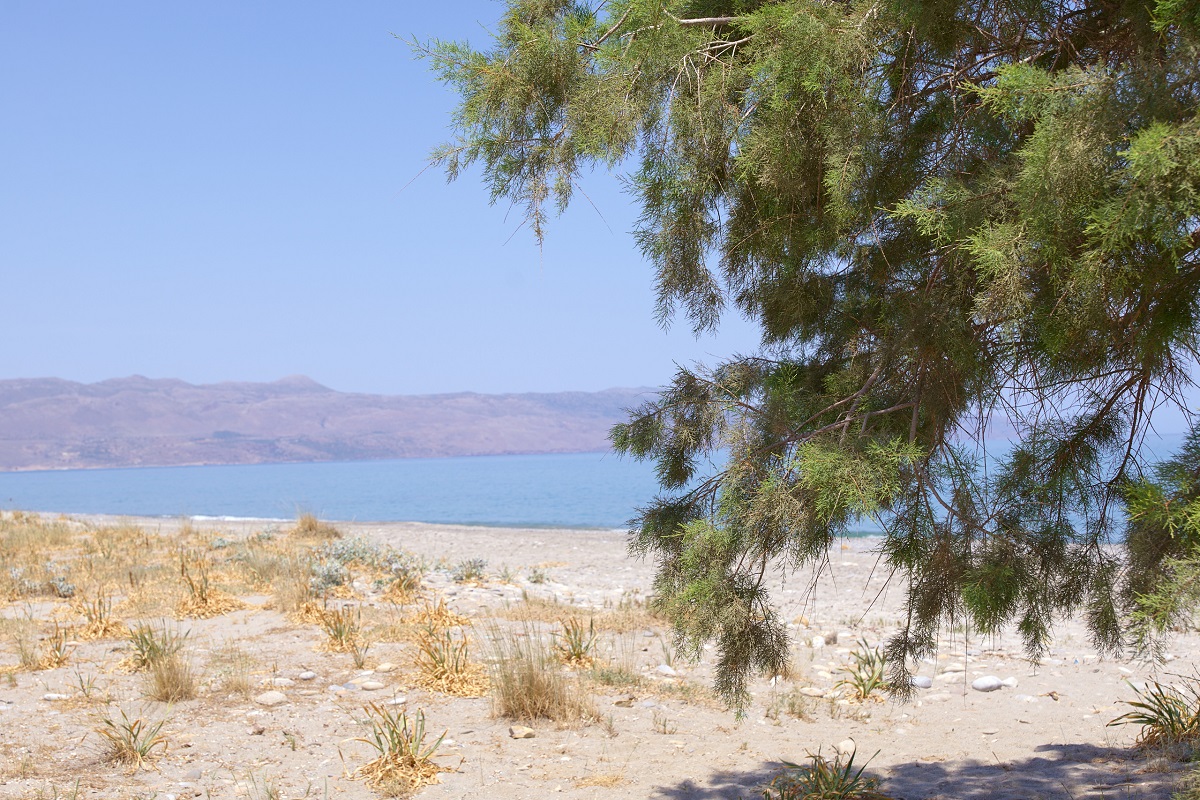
xmin=0 ymin=376 xmax=653 ymax=471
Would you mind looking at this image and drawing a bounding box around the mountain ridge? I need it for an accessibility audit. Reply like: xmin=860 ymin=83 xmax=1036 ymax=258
xmin=0 ymin=376 xmax=654 ymax=471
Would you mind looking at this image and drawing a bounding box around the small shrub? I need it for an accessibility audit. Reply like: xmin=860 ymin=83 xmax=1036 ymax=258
xmin=414 ymin=627 xmax=488 ymax=697
xmin=147 ymin=651 xmax=197 ymax=702
xmin=76 ymin=591 xmax=126 ymax=640
xmin=764 ymin=751 xmax=890 ymax=800
xmin=836 ymin=640 xmax=887 ymax=701
xmin=407 ymin=597 xmax=470 ymax=630
xmin=321 ymin=604 xmax=367 ymax=654
xmin=95 ymin=707 xmax=169 ymax=771
xmin=487 ymin=623 xmax=595 ymax=723
xmin=1110 ymin=674 xmax=1200 ymax=750
xmin=177 ymin=551 xmax=244 ymax=618
xmin=554 ymin=617 xmax=597 ymax=667
xmin=352 ymin=704 xmax=448 ymax=794
xmin=291 ymin=513 xmax=341 ymax=540
xmin=126 ymin=623 xmax=188 ymax=672
xmin=452 ymin=558 xmax=487 ymax=583
xmin=211 ymin=642 xmax=256 ymax=698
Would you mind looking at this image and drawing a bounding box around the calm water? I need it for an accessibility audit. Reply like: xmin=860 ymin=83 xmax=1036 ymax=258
xmin=0 ymin=434 xmax=1186 ymax=530
xmin=0 ymin=452 xmax=661 ymax=529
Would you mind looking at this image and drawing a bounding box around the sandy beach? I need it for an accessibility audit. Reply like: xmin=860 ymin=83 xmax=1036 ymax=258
xmin=0 ymin=513 xmax=1194 ymax=799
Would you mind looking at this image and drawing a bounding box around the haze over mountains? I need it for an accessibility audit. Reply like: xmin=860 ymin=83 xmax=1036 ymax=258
xmin=0 ymin=376 xmax=653 ymax=471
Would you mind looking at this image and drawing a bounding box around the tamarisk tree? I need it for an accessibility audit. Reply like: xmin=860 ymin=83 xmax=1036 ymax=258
xmin=424 ymin=0 xmax=1200 ymax=709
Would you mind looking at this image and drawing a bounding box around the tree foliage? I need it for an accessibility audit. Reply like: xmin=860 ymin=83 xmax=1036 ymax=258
xmin=425 ymin=0 xmax=1200 ymax=710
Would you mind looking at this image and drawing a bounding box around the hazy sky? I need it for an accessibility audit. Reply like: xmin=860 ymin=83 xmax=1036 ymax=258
xmin=0 ymin=2 xmax=761 ymax=395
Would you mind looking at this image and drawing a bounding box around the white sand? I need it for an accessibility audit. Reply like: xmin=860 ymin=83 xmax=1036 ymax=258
xmin=0 ymin=515 xmax=1193 ymax=799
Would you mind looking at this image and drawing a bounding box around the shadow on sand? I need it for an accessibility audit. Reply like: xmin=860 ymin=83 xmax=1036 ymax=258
xmin=653 ymin=743 xmax=1182 ymax=799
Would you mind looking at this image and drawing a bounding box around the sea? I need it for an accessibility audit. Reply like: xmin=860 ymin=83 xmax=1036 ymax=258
xmin=0 ymin=452 xmax=662 ymax=530
xmin=0 ymin=433 xmax=1186 ymax=531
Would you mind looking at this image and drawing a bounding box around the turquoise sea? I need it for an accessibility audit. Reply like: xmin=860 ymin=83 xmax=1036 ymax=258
xmin=0 ymin=452 xmax=660 ymax=529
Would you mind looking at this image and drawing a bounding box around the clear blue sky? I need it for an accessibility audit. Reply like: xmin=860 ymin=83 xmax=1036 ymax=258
xmin=0 ymin=2 xmax=761 ymax=395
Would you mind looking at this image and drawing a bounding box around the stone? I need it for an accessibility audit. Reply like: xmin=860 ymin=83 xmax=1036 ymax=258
xmin=298 ymin=671 xmax=317 ymax=681
xmin=910 ymin=675 xmax=933 ymax=689
xmin=254 ymin=690 xmax=288 ymax=707
xmin=941 ymin=662 xmax=965 ymax=673
xmin=1001 ymin=677 xmax=1019 ymax=688
xmin=981 ymin=728 xmax=999 ymax=736
xmin=247 ymin=725 xmax=266 ymax=736
xmin=374 ymin=662 xmax=397 ymax=673
xmin=655 ymin=664 xmax=678 ymax=677
xmin=42 ymin=693 xmax=70 ymax=701
xmin=811 ymin=635 xmax=826 ymax=648
xmin=386 ymin=696 xmax=408 ymax=706
xmin=184 ymin=769 xmax=203 ymax=781
xmin=268 ymin=677 xmax=295 ymax=687
xmin=835 ymin=738 xmax=856 ymax=758
xmin=614 ymin=697 xmax=635 ymax=707
xmin=509 ymin=725 xmax=536 ymax=739
xmin=971 ymin=676 xmax=1004 ymax=692
xmin=799 ymin=687 xmax=825 ymax=697
xmin=360 ymin=681 xmax=386 ymax=691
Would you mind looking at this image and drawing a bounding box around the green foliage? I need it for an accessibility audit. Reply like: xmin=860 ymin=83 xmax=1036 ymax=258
xmin=764 ymin=751 xmax=890 ymax=800
xmin=1109 ymin=674 xmax=1200 ymax=751
xmin=428 ymin=0 xmax=1200 ymax=711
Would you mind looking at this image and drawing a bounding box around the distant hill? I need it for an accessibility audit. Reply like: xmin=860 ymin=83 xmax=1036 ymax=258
xmin=0 ymin=376 xmax=654 ymax=471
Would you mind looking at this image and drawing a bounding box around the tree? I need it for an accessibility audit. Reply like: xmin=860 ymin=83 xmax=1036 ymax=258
xmin=423 ymin=0 xmax=1200 ymax=710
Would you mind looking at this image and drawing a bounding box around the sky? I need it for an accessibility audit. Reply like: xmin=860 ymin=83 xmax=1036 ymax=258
xmin=0 ymin=2 xmax=762 ymax=396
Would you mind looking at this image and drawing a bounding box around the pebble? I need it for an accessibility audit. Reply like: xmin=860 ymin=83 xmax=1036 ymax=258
xmin=42 ymin=693 xmax=70 ymax=702
xmin=924 ymin=692 xmax=952 ymax=703
xmin=811 ymin=635 xmax=826 ymax=649
xmin=387 ymin=696 xmax=408 ymax=706
xmin=509 ymin=725 xmax=536 ymax=739
xmin=268 ymin=678 xmax=295 ymax=687
xmin=799 ymin=687 xmax=825 ymax=697
xmin=1001 ymin=677 xmax=1019 ymax=688
xmin=640 ymin=700 xmax=658 ymax=708
xmin=941 ymin=662 xmax=965 ymax=674
xmin=360 ymin=681 xmax=386 ymax=691
xmin=835 ymin=738 xmax=856 ymax=758
xmin=184 ymin=769 xmax=202 ymax=781
xmin=655 ymin=664 xmax=678 ymax=677
xmin=971 ymin=676 xmax=1004 ymax=692
xmin=298 ymin=671 xmax=317 ymax=681
xmin=254 ymin=690 xmax=288 ymax=707
xmin=374 ymin=663 xmax=397 ymax=673
xmin=982 ymin=728 xmax=998 ymax=735
xmin=910 ymin=676 xmax=933 ymax=689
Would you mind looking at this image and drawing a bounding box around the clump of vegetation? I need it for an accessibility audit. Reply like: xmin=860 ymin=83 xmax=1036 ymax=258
xmin=290 ymin=513 xmax=341 ymax=541
xmin=414 ymin=627 xmax=488 ymax=697
xmin=1110 ymin=674 xmax=1200 ymax=753
xmin=554 ymin=617 xmax=597 ymax=667
xmin=487 ymin=623 xmax=595 ymax=723
xmin=95 ymin=707 xmax=169 ymax=771
xmin=320 ymin=604 xmax=371 ymax=669
xmin=764 ymin=751 xmax=891 ymax=800
xmin=836 ymin=641 xmax=888 ymax=702
xmin=407 ymin=597 xmax=469 ymax=630
xmin=177 ymin=550 xmax=245 ymax=618
xmin=451 ymin=558 xmax=487 ymax=583
xmin=125 ymin=622 xmax=196 ymax=701
xmin=75 ymin=590 xmax=126 ymax=640
xmin=352 ymin=704 xmax=448 ymax=795
xmin=126 ymin=622 xmax=188 ymax=672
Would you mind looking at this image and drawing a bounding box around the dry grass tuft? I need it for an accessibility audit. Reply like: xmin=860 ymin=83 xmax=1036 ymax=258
xmin=413 ymin=627 xmax=489 ymax=697
xmin=95 ymin=706 xmax=169 ymax=772
xmin=574 ymin=772 xmax=627 ymax=789
xmin=353 ymin=704 xmax=448 ymax=795
xmin=176 ymin=552 xmax=246 ymax=618
xmin=74 ymin=592 xmax=128 ymax=640
xmin=290 ymin=513 xmax=342 ymax=540
xmin=486 ymin=623 xmax=596 ymax=724
xmin=407 ymin=597 xmax=469 ymax=630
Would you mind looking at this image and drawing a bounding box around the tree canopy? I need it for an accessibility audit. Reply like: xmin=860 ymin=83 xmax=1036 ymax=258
xmin=425 ymin=0 xmax=1200 ymax=710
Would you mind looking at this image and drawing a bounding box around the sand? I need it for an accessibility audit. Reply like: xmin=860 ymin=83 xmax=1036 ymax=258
xmin=0 ymin=514 xmax=1194 ymax=799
